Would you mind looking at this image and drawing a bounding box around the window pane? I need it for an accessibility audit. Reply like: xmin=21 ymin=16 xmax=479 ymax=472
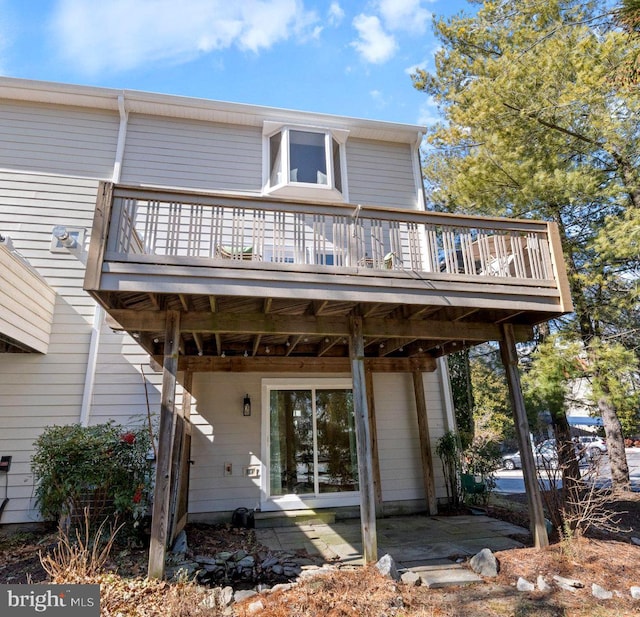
xmin=316 ymin=389 xmax=358 ymax=493
xmin=269 ymin=133 xmax=282 ymax=186
xmin=269 ymin=389 xmax=314 ymax=496
xmin=332 ymin=138 xmax=342 ymax=193
xmin=289 ymin=130 xmax=327 ymax=184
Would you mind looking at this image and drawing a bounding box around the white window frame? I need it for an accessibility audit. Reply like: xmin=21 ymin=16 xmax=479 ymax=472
xmin=262 ymin=121 xmax=349 ymax=202
xmin=260 ymin=377 xmax=359 ymax=511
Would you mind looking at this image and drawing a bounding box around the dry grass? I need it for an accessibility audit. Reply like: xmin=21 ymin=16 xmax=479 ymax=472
xmin=235 ymin=567 xmax=402 ymax=617
xmin=39 ymin=511 xmax=124 ymax=582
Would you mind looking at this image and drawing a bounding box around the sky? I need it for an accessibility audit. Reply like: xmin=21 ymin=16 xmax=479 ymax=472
xmin=0 ymin=0 xmax=470 ymax=127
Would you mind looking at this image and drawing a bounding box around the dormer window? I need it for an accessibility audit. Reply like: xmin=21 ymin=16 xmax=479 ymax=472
xmin=263 ymin=122 xmax=348 ymax=201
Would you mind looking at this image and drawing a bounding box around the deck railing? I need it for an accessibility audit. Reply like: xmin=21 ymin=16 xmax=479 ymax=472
xmin=105 ymin=186 xmax=555 ymax=281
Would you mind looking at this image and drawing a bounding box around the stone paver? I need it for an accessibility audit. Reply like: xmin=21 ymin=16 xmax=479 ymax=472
xmin=255 ymin=513 xmax=530 ymax=588
xmin=420 ymin=568 xmax=483 ymax=588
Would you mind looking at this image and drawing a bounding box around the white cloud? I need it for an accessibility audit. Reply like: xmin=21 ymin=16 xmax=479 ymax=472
xmin=328 ymin=2 xmax=345 ymax=26
xmin=50 ymin=0 xmax=318 ymax=74
xmin=377 ymin=0 xmax=430 ymax=34
xmin=351 ymin=14 xmax=397 ymax=64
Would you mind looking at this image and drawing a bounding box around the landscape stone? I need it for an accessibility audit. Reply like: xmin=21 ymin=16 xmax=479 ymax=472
xmin=553 ymin=574 xmax=583 ymax=592
xmin=469 ymin=548 xmax=498 ymax=577
xmin=631 ymin=586 xmax=640 ymax=600
xmin=631 ymin=537 xmax=640 ymax=546
xmin=171 ymin=529 xmax=188 ymax=555
xmin=376 ymin=554 xmax=400 ymax=581
xmin=270 ymin=583 xmax=293 ymax=593
xmin=234 ymin=589 xmax=258 ymax=603
xmin=219 ymin=586 xmax=234 ymax=606
xmin=400 ymin=571 xmax=421 ymax=586
xmin=247 ymin=599 xmax=265 ymax=615
xmin=537 ymin=575 xmax=552 ymax=592
xmin=271 ymin=565 xmax=284 ymax=576
xmin=261 ymin=556 xmax=279 ymax=569
xmin=237 ymin=556 xmax=255 ymax=568
xmin=517 ymin=577 xmax=535 ymax=592
xmin=592 ymin=583 xmax=613 ymax=600
xmin=196 ymin=555 xmax=218 ymax=566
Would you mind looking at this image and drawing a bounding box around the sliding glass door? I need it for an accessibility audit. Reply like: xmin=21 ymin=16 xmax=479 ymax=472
xmin=266 ymin=381 xmax=358 ymax=502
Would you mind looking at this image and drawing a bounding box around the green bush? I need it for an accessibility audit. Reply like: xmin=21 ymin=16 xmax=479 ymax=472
xmin=31 ymin=422 xmax=153 ymax=526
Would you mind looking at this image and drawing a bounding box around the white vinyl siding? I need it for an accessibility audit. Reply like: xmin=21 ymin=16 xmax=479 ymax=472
xmin=374 ymin=371 xmax=447 ymax=505
xmin=0 ymin=245 xmax=56 ymax=353
xmin=189 ymin=372 xmax=265 ymax=514
xmin=189 ymin=370 xmax=447 ymax=516
xmin=0 ymin=101 xmax=119 ymax=179
xmin=346 ymin=139 xmax=418 ymax=210
xmin=120 ymin=115 xmax=263 ymax=192
xmin=0 ymin=171 xmax=162 ymax=524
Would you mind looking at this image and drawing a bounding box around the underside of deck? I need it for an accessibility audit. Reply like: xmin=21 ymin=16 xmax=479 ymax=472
xmin=99 ymin=290 xmax=547 ymax=367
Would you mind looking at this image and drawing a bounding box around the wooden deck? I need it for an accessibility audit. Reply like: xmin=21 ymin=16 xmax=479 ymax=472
xmin=84 ymin=182 xmax=572 ymax=365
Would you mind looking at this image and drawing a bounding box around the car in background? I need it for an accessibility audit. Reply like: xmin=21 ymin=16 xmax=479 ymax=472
xmin=577 ymin=435 xmax=607 ymax=458
xmin=502 ymin=443 xmax=559 ymax=471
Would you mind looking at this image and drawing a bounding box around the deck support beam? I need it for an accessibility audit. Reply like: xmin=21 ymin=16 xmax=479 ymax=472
xmin=168 ymin=370 xmax=193 ymax=546
xmin=349 ymin=316 xmax=378 ymax=564
xmin=412 ymin=370 xmax=437 ymax=515
xmin=499 ymin=323 xmax=549 ymax=548
xmin=148 ymin=310 xmax=181 ymax=579
xmin=365 ymin=367 xmax=383 ymax=514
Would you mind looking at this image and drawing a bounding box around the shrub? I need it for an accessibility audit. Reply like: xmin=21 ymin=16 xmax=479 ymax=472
xmin=462 ymin=438 xmax=502 ymax=504
xmin=31 ymin=422 xmax=153 ymax=528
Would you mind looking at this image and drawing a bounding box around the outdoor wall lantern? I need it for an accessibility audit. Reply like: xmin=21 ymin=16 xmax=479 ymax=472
xmin=243 ymin=394 xmax=252 ymax=417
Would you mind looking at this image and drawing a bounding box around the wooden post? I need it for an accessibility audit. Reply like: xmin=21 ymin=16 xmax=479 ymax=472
xmin=148 ymin=310 xmax=180 ymax=579
xmin=168 ymin=371 xmax=192 ymax=546
xmin=349 ymin=316 xmax=378 ymax=564
xmin=412 ymin=370 xmax=438 ymax=515
xmin=365 ymin=367 xmax=383 ymax=515
xmin=499 ymin=324 xmax=549 ymax=548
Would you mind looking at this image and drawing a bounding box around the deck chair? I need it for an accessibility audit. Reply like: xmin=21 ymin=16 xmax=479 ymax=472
xmin=215 ymin=246 xmax=260 ymax=261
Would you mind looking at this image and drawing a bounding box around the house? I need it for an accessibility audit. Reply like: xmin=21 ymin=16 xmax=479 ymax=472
xmin=0 ymin=77 xmax=572 ymax=577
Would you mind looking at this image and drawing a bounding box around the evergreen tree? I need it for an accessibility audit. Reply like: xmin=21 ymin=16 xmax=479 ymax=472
xmin=413 ymin=0 xmax=640 ymax=489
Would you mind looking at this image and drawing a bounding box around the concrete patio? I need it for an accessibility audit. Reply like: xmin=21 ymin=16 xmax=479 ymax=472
xmin=255 ymin=512 xmax=529 ymax=585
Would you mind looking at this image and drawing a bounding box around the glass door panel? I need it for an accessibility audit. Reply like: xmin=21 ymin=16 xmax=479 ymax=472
xmin=315 ymin=389 xmax=358 ymax=493
xmin=269 ymin=389 xmax=314 ymax=496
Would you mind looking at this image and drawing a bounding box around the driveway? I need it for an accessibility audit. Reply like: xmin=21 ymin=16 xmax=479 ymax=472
xmin=494 ymin=447 xmax=640 ymax=494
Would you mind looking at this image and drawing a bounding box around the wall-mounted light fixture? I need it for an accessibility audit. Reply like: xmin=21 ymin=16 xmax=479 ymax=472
xmin=243 ymin=394 xmax=252 ymax=417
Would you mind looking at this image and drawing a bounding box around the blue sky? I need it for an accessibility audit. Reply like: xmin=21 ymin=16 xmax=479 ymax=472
xmin=0 ymin=0 xmax=469 ymax=126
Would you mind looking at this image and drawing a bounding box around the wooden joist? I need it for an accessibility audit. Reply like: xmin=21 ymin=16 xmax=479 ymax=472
xmin=157 ymin=355 xmax=437 ymax=373
xmin=107 ymin=310 xmax=534 ymax=343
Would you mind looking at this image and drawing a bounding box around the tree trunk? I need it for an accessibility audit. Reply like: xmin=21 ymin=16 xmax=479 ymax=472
xmin=598 ymin=391 xmax=630 ymax=490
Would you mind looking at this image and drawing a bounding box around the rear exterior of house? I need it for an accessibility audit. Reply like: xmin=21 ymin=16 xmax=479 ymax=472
xmin=0 ymin=78 xmax=571 ymax=573
xmin=0 ymin=77 xmax=457 ymax=527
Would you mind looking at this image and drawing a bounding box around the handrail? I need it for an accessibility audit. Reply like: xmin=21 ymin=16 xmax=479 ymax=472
xmin=106 ymin=184 xmax=555 ymax=281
